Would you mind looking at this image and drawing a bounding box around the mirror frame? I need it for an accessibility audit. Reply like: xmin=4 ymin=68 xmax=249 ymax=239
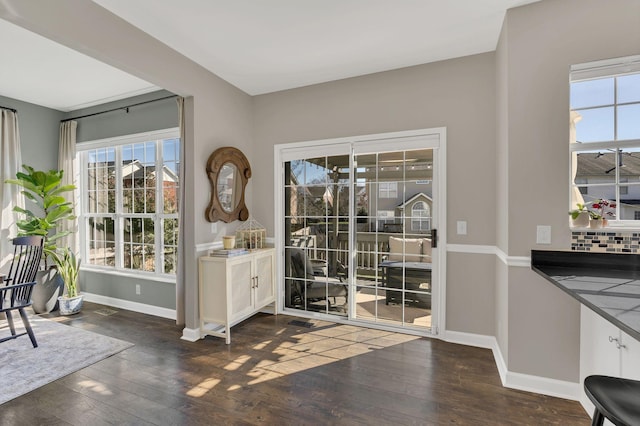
xmin=205 ymin=146 xmax=251 ymax=223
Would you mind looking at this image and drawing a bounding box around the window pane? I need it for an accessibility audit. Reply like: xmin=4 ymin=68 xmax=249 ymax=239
xmin=575 ymin=107 xmax=614 ymax=142
xmin=87 ymin=217 xmax=115 ymax=266
xmin=81 ymin=134 xmax=179 ymax=275
xmin=124 ymin=217 xmax=155 ymax=272
xmin=164 ymin=218 xmax=178 ymax=274
xmin=618 ymin=104 xmax=640 ymax=140
xmin=570 ymin=78 xmax=614 ymax=109
xmin=618 ymin=74 xmax=640 ymax=103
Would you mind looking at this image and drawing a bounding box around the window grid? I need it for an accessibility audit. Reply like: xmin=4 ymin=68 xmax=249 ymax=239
xmin=571 ymin=69 xmax=640 ymax=222
xmin=80 ymin=132 xmax=179 ymax=276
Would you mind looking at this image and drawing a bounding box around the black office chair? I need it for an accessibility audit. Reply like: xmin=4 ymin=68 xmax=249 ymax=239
xmin=1 ymin=236 xmax=44 ymax=348
xmin=584 ymin=375 xmax=640 ymax=425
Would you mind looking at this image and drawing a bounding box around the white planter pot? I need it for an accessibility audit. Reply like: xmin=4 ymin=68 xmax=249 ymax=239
xmin=58 ymin=295 xmax=84 ymax=315
xmin=589 ymin=218 xmax=604 ymax=229
xmin=571 ymin=211 xmax=590 ymax=228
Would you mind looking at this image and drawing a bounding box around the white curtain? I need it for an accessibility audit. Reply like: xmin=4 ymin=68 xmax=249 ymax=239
xmin=58 ymin=120 xmax=78 ymax=253
xmin=570 ymin=110 xmax=584 ymax=207
xmin=0 ymin=109 xmax=24 ymax=272
xmin=176 ymin=97 xmax=186 ymax=325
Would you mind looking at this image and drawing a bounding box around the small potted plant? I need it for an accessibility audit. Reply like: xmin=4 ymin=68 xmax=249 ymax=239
xmin=589 ymin=199 xmax=616 ymax=228
xmin=50 ymin=248 xmax=82 ymax=315
xmin=569 ymin=203 xmax=590 ymax=228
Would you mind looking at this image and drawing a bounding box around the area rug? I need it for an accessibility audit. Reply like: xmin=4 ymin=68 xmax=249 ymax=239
xmin=0 ymin=315 xmax=133 ymax=405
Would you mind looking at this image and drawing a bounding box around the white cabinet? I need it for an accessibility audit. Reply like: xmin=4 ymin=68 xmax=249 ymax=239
xmin=198 ymin=248 xmax=276 ymax=343
xmin=579 ymin=305 xmax=640 ymax=424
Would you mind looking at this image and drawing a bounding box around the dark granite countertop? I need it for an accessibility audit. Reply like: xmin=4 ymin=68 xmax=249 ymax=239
xmin=531 ymin=250 xmax=640 ymax=342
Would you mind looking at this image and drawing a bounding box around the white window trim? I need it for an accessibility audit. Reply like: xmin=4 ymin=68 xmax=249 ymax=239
xmin=570 ymin=60 xmax=640 ymax=226
xmin=78 ymin=128 xmax=179 ymax=278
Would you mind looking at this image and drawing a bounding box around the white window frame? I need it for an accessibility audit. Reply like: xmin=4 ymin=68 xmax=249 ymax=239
xmin=78 ymin=128 xmax=179 ymax=278
xmin=411 ymin=201 xmax=430 ymax=231
xmin=570 ymin=56 xmax=640 ymax=227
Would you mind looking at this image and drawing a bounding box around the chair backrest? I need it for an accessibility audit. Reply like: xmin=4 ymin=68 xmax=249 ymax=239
xmin=5 ymin=236 xmax=44 ymax=286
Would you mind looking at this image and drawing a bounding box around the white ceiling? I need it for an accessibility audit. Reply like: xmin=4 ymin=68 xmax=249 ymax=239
xmin=1 ymin=0 xmax=539 ymax=112
xmin=0 ymin=18 xmax=159 ymax=112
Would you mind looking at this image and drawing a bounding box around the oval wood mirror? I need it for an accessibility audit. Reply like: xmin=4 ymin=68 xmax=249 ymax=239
xmin=205 ymin=147 xmax=251 ymax=223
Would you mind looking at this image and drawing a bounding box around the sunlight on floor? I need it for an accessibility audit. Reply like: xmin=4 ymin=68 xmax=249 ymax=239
xmin=185 ymin=321 xmax=422 ymax=398
xmin=187 ymin=378 xmax=221 ymax=397
xmin=78 ymin=380 xmax=113 ymax=396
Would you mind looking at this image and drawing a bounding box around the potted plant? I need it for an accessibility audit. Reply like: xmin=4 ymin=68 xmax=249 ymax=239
xmin=590 ymin=199 xmax=616 ymax=228
xmin=49 ymin=248 xmax=82 ymax=315
xmin=569 ymin=203 xmax=590 ymax=228
xmin=5 ymin=165 xmax=77 ymax=313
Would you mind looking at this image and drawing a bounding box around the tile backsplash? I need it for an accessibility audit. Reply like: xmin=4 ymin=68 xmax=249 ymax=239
xmin=571 ymin=231 xmax=640 ymax=253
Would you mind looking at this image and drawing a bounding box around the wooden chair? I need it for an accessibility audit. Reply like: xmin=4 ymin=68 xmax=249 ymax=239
xmin=1 ymin=236 xmax=44 ymax=348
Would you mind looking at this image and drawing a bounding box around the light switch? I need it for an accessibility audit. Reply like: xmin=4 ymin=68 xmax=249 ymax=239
xmin=211 ymin=222 xmax=217 ymax=233
xmin=456 ymin=221 xmax=467 ymax=235
xmin=536 ymin=225 xmax=551 ymax=244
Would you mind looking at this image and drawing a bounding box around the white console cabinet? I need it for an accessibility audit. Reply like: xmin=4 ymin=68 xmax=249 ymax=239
xmin=198 ymin=248 xmax=276 ymax=343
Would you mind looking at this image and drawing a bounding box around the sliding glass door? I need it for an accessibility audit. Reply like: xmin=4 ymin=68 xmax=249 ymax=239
xmin=278 ymin=129 xmax=444 ymax=335
xmin=353 ymin=148 xmax=435 ymax=331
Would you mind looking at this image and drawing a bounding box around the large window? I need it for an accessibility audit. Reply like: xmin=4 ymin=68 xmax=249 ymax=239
xmin=570 ymin=56 xmax=640 ymax=223
xmin=79 ymin=129 xmax=180 ymax=276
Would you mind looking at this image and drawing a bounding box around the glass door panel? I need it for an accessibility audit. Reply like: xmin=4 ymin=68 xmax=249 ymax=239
xmin=353 ymin=148 xmax=434 ymax=330
xmin=283 ymin=155 xmax=350 ymax=318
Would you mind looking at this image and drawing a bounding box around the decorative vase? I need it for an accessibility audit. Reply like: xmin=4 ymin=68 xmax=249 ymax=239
xmin=571 ymin=211 xmax=590 ymax=228
xmin=222 ymin=235 xmax=236 ymax=249
xmin=58 ymin=295 xmax=84 ymax=315
xmin=589 ymin=218 xmax=604 ymax=229
xmin=32 ymin=267 xmax=64 ymax=313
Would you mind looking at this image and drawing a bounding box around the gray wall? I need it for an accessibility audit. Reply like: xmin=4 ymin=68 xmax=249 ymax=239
xmin=253 ymin=52 xmax=498 ymax=338
xmin=65 ymin=89 xmax=178 ymax=143
xmin=0 ymin=94 xmax=62 ymax=171
xmin=496 ymin=0 xmax=640 ymax=381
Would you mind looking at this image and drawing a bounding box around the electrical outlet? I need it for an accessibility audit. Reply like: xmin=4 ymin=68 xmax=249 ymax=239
xmin=456 ymin=221 xmax=467 ymax=235
xmin=211 ymin=222 xmax=217 ymax=233
xmin=536 ymin=225 xmax=551 ymax=244
xmin=135 ymin=284 xmax=141 ymax=295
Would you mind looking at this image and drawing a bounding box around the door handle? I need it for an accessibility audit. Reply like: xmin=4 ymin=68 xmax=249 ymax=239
xmin=431 ymin=229 xmax=437 ymax=248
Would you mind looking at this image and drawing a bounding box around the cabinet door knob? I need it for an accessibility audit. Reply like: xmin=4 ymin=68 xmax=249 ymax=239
xmin=609 ymin=336 xmax=627 ymax=349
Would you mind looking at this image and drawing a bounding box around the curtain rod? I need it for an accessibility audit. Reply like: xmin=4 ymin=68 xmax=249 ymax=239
xmin=61 ymin=94 xmax=177 ymax=122
xmin=0 ymin=105 xmax=17 ymax=113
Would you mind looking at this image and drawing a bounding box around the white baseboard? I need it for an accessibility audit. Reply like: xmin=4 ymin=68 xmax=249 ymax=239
xmin=503 ymin=370 xmax=581 ymax=401
xmin=445 ymin=330 xmax=580 ymax=401
xmin=181 ymin=327 xmax=201 ymax=342
xmin=82 ymin=292 xmax=176 ymax=320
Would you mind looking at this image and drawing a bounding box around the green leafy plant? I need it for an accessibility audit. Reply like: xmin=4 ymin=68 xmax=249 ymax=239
xmin=4 ymin=165 xmax=76 ymax=261
xmin=568 ymin=203 xmax=588 ymax=220
xmin=49 ymin=248 xmax=80 ymax=298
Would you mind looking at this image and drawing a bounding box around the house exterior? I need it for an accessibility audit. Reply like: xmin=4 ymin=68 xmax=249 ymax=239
xmin=0 ymin=0 xmax=638 ymax=403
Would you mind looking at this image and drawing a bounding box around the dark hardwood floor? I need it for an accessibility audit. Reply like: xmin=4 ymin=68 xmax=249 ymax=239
xmin=1 ymin=302 xmax=589 ymax=425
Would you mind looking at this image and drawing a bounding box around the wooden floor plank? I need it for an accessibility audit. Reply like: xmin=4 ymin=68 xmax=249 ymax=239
xmin=0 ymin=302 xmax=591 ymax=425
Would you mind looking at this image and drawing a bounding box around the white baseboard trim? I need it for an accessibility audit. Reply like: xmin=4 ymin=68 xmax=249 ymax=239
xmin=502 ymin=370 xmax=581 ymax=401
xmin=445 ymin=330 xmax=579 ymax=401
xmin=181 ymin=327 xmax=201 ymax=342
xmin=82 ymin=292 xmax=176 ymax=320
xmin=445 ymin=330 xmax=496 ymax=349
